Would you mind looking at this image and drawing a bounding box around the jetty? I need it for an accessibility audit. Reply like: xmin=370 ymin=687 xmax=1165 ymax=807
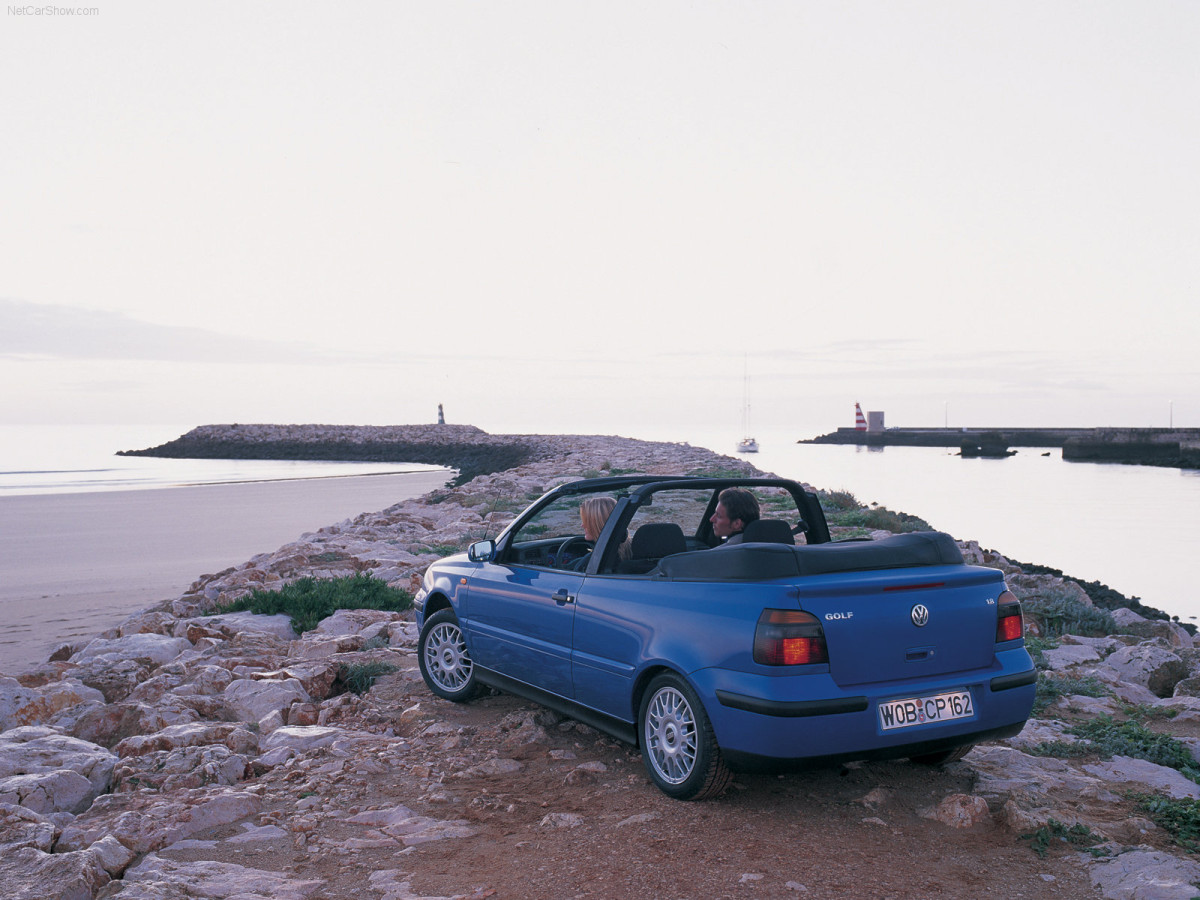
xmin=804 ymin=426 xmax=1200 ymax=468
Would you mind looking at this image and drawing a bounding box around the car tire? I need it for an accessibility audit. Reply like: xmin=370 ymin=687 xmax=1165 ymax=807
xmin=638 ymin=672 xmax=732 ymax=801
xmin=418 ymin=609 xmax=480 ymax=703
xmin=910 ymin=743 xmax=975 ymax=766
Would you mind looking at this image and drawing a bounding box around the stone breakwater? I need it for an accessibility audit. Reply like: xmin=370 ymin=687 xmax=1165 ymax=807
xmin=118 ymin=424 xmax=553 ymax=485
xmin=4 ymin=429 xmax=1200 ymax=897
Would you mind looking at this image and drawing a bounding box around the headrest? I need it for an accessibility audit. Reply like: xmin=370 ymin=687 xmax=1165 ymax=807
xmin=741 ymin=518 xmax=795 ymax=545
xmin=630 ymin=522 xmax=687 ymax=559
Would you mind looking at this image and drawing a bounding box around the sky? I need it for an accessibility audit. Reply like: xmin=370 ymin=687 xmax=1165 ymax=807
xmin=2 ymin=1 xmax=1197 ymax=441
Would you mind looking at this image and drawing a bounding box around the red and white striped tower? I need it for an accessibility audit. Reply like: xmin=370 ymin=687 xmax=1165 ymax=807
xmin=855 ymin=403 xmax=867 ymax=431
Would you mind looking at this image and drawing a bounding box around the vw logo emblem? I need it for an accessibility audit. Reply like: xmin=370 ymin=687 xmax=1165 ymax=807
xmin=911 ymin=604 xmax=930 ymax=627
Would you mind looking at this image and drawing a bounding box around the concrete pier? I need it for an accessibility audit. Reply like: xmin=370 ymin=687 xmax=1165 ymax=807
xmin=803 ymin=427 xmax=1200 ymax=469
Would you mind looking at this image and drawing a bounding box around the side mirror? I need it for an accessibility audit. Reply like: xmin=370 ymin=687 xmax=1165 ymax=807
xmin=467 ymin=540 xmax=495 ymax=563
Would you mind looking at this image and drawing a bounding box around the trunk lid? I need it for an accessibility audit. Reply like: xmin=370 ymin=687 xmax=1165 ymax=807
xmin=796 ymin=565 xmax=1007 ymax=688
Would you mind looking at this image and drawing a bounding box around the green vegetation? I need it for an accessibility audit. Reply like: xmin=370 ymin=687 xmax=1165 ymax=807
xmin=339 ymin=660 xmax=399 ymax=695
xmin=417 ymin=543 xmax=465 ymax=556
xmin=1021 ymin=819 xmax=1106 ymax=858
xmin=817 ymin=489 xmax=861 ymax=511
xmin=1032 ymin=671 xmax=1109 ymax=716
xmin=211 ymin=573 xmax=413 ymax=635
xmin=1133 ymin=794 xmax=1200 ymax=854
xmin=1020 ymin=590 xmax=1116 ymax=639
xmin=1031 ymin=714 xmax=1200 ymax=782
xmin=1023 ymin=635 xmax=1058 ymax=670
xmin=815 ymin=489 xmax=933 ymax=533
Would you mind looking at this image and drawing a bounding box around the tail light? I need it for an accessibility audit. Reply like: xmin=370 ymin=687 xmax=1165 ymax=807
xmin=754 ymin=610 xmax=829 ymax=666
xmin=996 ymin=590 xmax=1023 ymax=642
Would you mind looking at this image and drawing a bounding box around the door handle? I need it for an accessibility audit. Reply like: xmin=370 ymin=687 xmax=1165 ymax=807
xmin=552 ymin=589 xmax=575 ymax=605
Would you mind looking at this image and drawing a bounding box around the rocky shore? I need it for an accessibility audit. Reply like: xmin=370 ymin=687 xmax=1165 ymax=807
xmin=6 ymin=427 xmax=1200 ymax=898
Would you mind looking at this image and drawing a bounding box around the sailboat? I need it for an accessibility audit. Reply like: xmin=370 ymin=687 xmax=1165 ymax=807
xmin=737 ymin=359 xmax=758 ymax=453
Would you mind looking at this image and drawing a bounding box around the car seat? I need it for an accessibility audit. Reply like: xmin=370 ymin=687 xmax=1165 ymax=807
xmin=616 ymin=522 xmax=688 ymax=574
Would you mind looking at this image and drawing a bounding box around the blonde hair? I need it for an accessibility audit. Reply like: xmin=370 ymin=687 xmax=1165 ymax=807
xmin=580 ymin=496 xmax=617 ymax=542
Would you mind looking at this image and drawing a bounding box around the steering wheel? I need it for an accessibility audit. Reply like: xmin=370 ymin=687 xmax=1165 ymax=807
xmin=555 ymin=535 xmax=593 ymax=568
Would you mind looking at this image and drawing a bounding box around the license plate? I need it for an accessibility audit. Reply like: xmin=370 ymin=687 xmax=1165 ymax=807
xmin=878 ymin=690 xmax=973 ymax=731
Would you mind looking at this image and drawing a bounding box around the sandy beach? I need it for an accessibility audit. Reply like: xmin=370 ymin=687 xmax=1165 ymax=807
xmin=0 ymin=469 xmax=451 ymax=674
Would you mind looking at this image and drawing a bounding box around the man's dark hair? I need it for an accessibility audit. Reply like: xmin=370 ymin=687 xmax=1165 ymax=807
xmin=718 ymin=487 xmax=760 ymax=530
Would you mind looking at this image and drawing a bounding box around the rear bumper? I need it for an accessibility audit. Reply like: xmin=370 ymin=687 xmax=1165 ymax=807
xmin=692 ymin=647 xmax=1036 ymax=763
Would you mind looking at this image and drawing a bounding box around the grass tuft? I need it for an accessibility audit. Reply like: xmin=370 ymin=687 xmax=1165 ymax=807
xmin=340 ymin=660 xmax=399 ymax=695
xmin=1021 ymin=819 xmax=1106 ymax=858
xmin=211 ymin=573 xmax=413 ymax=634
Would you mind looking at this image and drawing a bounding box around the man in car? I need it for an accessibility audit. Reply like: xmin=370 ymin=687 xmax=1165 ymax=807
xmin=710 ymin=487 xmax=760 ymax=545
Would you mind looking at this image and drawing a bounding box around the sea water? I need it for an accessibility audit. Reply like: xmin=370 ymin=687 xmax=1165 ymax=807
xmin=0 ymin=424 xmax=444 ymax=495
xmin=657 ymin=427 xmax=1200 ymax=626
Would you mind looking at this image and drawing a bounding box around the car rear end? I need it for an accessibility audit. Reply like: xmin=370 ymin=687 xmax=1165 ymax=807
xmin=691 ymin=557 xmax=1035 ymax=768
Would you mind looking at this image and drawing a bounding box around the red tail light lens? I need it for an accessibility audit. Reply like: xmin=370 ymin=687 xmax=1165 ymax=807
xmin=996 ymin=590 xmax=1023 ymax=642
xmin=754 ymin=610 xmax=829 ymax=666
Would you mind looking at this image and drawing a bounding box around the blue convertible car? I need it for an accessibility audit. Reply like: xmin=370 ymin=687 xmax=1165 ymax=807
xmin=414 ymin=475 xmax=1035 ymax=800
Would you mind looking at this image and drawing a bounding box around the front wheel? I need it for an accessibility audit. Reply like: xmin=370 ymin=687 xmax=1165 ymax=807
xmin=638 ymin=673 xmax=731 ymax=800
xmin=418 ymin=610 xmax=480 ymax=702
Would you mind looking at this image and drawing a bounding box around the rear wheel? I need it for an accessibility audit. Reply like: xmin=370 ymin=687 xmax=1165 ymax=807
xmin=418 ymin=609 xmax=480 ymax=702
xmin=910 ymin=743 xmax=975 ymax=766
xmin=639 ymin=673 xmax=731 ymax=800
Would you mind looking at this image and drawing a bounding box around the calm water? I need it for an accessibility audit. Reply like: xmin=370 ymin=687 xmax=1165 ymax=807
xmin=0 ymin=424 xmax=444 ymax=495
xmin=663 ymin=427 xmax=1200 ymax=625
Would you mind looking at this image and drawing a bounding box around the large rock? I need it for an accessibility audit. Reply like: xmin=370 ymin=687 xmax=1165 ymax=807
xmin=1090 ymin=849 xmax=1200 ymax=900
xmin=0 ymin=802 xmax=56 ymax=853
xmin=1081 ymin=755 xmax=1200 ymax=800
xmin=967 ymin=746 xmax=1120 ymax=803
xmin=0 ymin=846 xmax=111 ymax=900
xmin=0 ymin=768 xmax=95 ymax=814
xmin=261 ymin=725 xmax=345 ymax=753
xmin=177 ymin=611 xmax=298 ymax=643
xmin=1112 ymin=608 xmax=1195 ymax=650
xmin=99 ymin=854 xmax=324 ymax=899
xmin=251 ymin=661 xmax=340 ymax=700
xmin=112 ymin=744 xmax=249 ymax=793
xmin=0 ymin=727 xmax=117 ymax=797
xmin=1100 ymin=644 xmax=1189 ymax=698
xmin=312 ymin=608 xmax=400 ymax=636
xmin=69 ymin=697 xmax=200 ymax=748
xmin=0 ymin=677 xmax=106 ymax=730
xmin=58 ymin=788 xmax=263 ymax=854
xmin=114 ymin=721 xmax=258 ymax=758
xmin=223 ymin=678 xmax=311 ymax=723
xmin=71 ymin=633 xmax=192 ymax=666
